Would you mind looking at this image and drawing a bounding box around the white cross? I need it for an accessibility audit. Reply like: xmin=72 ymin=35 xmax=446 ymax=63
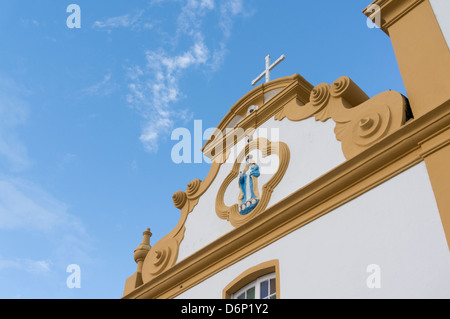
xmin=251 ymin=54 xmax=286 ymax=86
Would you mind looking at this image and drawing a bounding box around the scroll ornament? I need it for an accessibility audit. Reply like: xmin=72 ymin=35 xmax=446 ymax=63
xmin=141 ymin=166 xmax=221 ymax=283
xmin=275 ymin=76 xmax=407 ymax=159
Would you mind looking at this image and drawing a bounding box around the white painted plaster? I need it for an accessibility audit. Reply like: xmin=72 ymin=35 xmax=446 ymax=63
xmin=177 ymin=115 xmax=346 ymax=263
xmin=176 ymin=161 xmax=236 ymax=262
xmin=258 ymin=117 xmax=346 ymax=209
xmin=264 ymin=89 xmax=282 ymax=103
xmin=176 ymin=163 xmax=450 ymax=299
xmin=430 ymin=0 xmax=450 ymax=49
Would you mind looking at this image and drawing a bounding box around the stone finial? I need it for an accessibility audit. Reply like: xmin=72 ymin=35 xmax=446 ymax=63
xmin=134 ymin=228 xmax=152 ymax=273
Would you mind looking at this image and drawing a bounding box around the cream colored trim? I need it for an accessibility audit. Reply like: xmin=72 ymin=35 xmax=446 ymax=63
xmin=135 ymin=77 xmax=310 ymax=288
xmin=137 ymin=80 xmax=298 ymax=286
xmin=363 ymin=0 xmax=424 ymax=35
xmin=364 ymin=0 xmax=450 ymax=119
xmin=204 ymin=74 xmax=312 ymax=146
xmin=222 ymin=260 xmax=280 ymax=299
xmin=122 ymin=100 xmax=450 ymax=300
xmin=419 ymin=127 xmax=450 ymax=159
xmin=202 ymin=74 xmax=313 ymax=162
xmin=363 ymin=0 xmax=450 ymax=249
xmin=140 ymin=162 xmax=222 ymax=284
xmin=275 ymin=76 xmax=407 ymax=160
xmin=216 ymin=138 xmax=290 ymax=228
xmin=420 ymin=127 xmax=450 ymax=249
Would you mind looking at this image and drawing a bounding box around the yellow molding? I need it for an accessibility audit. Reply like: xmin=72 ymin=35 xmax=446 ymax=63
xmin=122 ymin=100 xmax=450 ymax=300
xmin=222 ymin=260 xmax=280 ymax=299
xmin=140 ymin=162 xmax=222 ymax=284
xmin=420 ymin=127 xmax=450 ymax=249
xmin=215 ymin=138 xmax=290 ymax=228
xmin=363 ymin=0 xmax=424 ymax=35
xmin=207 ymin=74 xmax=312 ymax=139
xmin=364 ymin=0 xmax=450 ymax=119
xmin=275 ymin=76 xmax=407 ymax=159
xmin=136 ymin=98 xmax=294 ymax=288
xmin=419 ymin=127 xmax=450 ymax=159
xmin=202 ymin=74 xmax=313 ymax=161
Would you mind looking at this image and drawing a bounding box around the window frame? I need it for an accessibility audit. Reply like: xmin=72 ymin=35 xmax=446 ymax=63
xmin=232 ymin=273 xmax=277 ymax=299
xmin=222 ymin=260 xmax=280 ymax=299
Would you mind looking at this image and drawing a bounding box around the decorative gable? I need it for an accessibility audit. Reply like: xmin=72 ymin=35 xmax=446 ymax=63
xmin=127 ymin=72 xmax=410 ymax=296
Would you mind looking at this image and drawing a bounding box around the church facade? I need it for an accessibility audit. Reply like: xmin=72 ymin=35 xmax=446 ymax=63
xmin=123 ymin=0 xmax=450 ymax=299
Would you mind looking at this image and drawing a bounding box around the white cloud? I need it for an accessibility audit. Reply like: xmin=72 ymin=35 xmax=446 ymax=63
xmin=0 ymin=178 xmax=84 ymax=233
xmin=93 ymin=12 xmax=139 ymax=28
xmin=127 ymin=38 xmax=210 ymax=152
xmin=93 ymin=11 xmax=152 ymax=32
xmin=0 ymin=75 xmax=93 ymax=293
xmin=0 ymin=75 xmax=87 ymax=239
xmin=81 ymin=73 xmax=119 ymax=96
xmin=0 ymin=178 xmax=93 ymax=269
xmin=177 ymin=0 xmax=215 ymax=36
xmin=0 ymin=76 xmax=30 ymax=171
xmin=125 ymin=0 xmax=247 ymax=152
xmin=0 ymin=257 xmax=52 ymax=275
xmin=0 ymin=177 xmax=93 ymax=286
xmin=219 ymin=0 xmax=244 ymax=39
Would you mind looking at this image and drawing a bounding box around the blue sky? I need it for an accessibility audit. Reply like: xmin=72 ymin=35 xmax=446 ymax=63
xmin=0 ymin=0 xmax=406 ymax=299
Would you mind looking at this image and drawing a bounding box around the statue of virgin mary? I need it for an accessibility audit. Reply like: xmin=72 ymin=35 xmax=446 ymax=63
xmin=238 ymin=155 xmax=261 ymax=215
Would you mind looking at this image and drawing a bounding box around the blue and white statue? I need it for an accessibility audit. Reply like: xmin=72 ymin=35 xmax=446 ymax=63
xmin=238 ymin=155 xmax=261 ymax=215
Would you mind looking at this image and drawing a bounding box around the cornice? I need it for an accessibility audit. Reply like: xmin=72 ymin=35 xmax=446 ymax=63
xmin=275 ymin=76 xmax=407 ymax=159
xmin=123 ymin=99 xmax=450 ymax=300
xmin=202 ymin=74 xmax=313 ymax=161
xmin=363 ymin=0 xmax=425 ymax=35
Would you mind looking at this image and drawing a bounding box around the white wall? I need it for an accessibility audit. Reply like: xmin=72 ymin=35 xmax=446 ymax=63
xmin=176 ymin=116 xmax=345 ymax=262
xmin=176 ymin=161 xmax=236 ymax=262
xmin=430 ymin=0 xmax=450 ymax=49
xmin=176 ymin=162 xmax=450 ymax=299
xmin=261 ymin=117 xmax=346 ymax=209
